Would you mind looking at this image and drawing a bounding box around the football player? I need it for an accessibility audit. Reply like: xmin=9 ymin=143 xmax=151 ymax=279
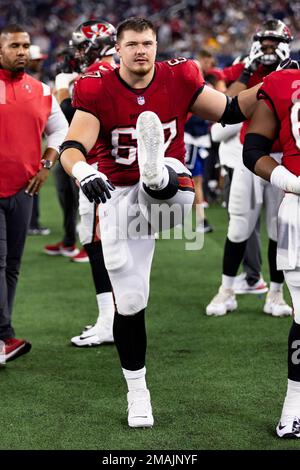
xmin=206 ymin=19 xmax=293 ymax=315
xmin=46 ymin=20 xmax=117 ymax=347
xmin=59 ymin=16 xmax=259 ymax=428
xmin=243 ymin=61 xmax=300 ymax=438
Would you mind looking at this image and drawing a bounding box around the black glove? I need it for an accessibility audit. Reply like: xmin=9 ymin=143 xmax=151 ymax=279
xmin=80 ymin=173 xmax=115 ymax=204
xmin=276 ymin=58 xmax=300 ymax=71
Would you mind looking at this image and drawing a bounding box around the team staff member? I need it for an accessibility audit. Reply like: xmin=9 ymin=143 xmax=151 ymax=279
xmin=0 ymin=24 xmax=68 ymax=362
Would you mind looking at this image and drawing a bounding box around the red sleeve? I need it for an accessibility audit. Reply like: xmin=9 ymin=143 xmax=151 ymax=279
xmin=179 ymin=59 xmax=205 ymax=107
xmin=222 ymin=63 xmax=244 ymax=85
xmin=257 ymin=72 xmax=278 ymax=115
xmin=72 ymin=74 xmax=103 ymax=119
xmin=206 ymin=67 xmax=225 ymax=81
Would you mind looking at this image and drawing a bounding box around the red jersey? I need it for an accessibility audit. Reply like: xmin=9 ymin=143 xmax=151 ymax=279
xmin=0 ymin=69 xmax=52 ymax=197
xmin=222 ymin=62 xmax=266 ymax=88
xmin=258 ymin=69 xmax=300 ymax=175
xmin=206 ymin=67 xmax=225 ymax=81
xmin=224 ymin=62 xmax=282 ymax=151
xmin=72 ymin=58 xmax=204 ymax=186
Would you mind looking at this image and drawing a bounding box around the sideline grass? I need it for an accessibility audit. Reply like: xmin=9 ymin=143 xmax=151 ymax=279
xmin=0 ymin=174 xmax=298 ymax=450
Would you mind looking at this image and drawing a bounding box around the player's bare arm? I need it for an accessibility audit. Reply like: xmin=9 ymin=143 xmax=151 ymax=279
xmin=190 ymin=82 xmax=261 ymax=123
xmin=243 ymin=100 xmax=278 ymax=180
xmin=60 ymin=109 xmax=114 ymax=204
xmin=60 ymin=109 xmax=100 ymax=175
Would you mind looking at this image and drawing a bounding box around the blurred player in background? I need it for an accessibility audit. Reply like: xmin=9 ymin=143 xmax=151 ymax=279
xmin=45 ymin=20 xmax=116 ymax=347
xmin=243 ymin=60 xmax=300 ymax=438
xmin=206 ymin=19 xmax=293 ymax=317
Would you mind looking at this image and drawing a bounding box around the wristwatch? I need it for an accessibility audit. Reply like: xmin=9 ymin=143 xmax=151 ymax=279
xmin=41 ymin=159 xmax=54 ymax=170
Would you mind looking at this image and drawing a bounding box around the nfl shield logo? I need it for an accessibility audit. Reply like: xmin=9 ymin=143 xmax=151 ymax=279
xmin=137 ymin=96 xmax=145 ymax=106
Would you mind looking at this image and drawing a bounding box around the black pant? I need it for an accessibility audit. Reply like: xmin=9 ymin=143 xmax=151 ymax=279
xmin=53 ymin=163 xmax=79 ymax=246
xmin=29 ymin=193 xmax=39 ymax=228
xmin=0 ymin=189 xmax=33 ymax=339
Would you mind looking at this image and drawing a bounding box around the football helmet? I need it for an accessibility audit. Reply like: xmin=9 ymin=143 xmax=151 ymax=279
xmin=71 ymin=20 xmax=116 ymax=71
xmin=56 ymin=41 xmax=81 ymax=74
xmin=253 ymin=19 xmax=293 ymax=66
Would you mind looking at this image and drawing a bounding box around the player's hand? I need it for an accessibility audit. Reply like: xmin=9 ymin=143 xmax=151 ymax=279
xmin=25 ymin=168 xmax=50 ymax=196
xmin=276 ymin=57 xmax=300 ymax=71
xmin=55 ymin=72 xmax=78 ymax=91
xmin=275 ymin=42 xmax=291 ymax=62
xmin=244 ymin=41 xmax=264 ymax=73
xmin=72 ymin=161 xmax=115 ymax=204
xmin=80 ymin=172 xmax=115 ymax=204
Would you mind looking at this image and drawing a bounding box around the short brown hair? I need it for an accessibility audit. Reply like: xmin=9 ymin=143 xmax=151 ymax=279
xmin=116 ymin=17 xmax=156 ymax=42
xmin=198 ymin=49 xmax=213 ymax=59
xmin=1 ymin=24 xmax=27 ymax=36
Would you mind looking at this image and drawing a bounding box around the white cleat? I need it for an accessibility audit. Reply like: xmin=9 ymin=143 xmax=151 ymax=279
xmin=71 ymin=323 xmax=114 ymax=347
xmin=206 ymin=286 xmax=237 ymax=316
xmin=127 ymin=389 xmax=154 ymax=428
xmin=136 ymin=111 xmax=165 ymax=188
xmin=263 ymin=291 xmax=292 ymax=317
xmin=276 ymin=416 xmax=300 ymax=438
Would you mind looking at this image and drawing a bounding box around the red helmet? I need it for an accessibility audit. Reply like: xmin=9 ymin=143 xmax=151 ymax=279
xmin=71 ymin=20 xmax=116 ymax=70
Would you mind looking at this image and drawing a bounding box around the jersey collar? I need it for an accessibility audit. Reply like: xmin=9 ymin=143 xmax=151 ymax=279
xmin=0 ymin=68 xmax=25 ymax=81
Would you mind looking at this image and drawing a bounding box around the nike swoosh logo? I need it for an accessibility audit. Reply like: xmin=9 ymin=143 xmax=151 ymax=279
xmin=278 ymin=423 xmax=287 ymax=430
xmin=79 ymin=334 xmax=98 ymax=340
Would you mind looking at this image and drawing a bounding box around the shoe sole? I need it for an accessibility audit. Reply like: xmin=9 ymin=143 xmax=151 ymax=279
xmin=206 ymin=301 xmax=237 ymax=316
xmin=128 ymin=420 xmax=154 ymax=428
xmin=71 ymin=341 xmax=102 ymax=347
xmin=71 ymin=341 xmax=114 ymax=347
xmin=71 ymin=258 xmax=89 ymax=263
xmin=264 ymin=307 xmax=292 ymax=317
xmin=43 ymin=249 xmax=61 ymax=256
xmin=44 ymin=249 xmax=80 ymax=257
xmin=234 ymin=287 xmax=269 ymax=295
xmin=6 ymin=342 xmax=32 ymax=362
xmin=136 ymin=111 xmax=164 ymax=187
xmin=276 ymin=426 xmax=300 ymax=438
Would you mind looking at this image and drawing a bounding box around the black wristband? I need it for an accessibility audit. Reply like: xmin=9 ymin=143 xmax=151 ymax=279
xmin=238 ymin=68 xmax=252 ymax=86
xmin=59 ymin=140 xmax=87 ymax=160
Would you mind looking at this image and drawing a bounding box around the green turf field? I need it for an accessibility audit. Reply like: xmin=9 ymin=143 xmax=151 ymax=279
xmin=0 ymin=174 xmax=298 ymax=450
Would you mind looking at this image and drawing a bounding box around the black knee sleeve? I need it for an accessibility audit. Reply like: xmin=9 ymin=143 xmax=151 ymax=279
xmin=268 ymin=239 xmax=284 ymax=284
xmin=223 ymin=238 xmax=247 ymax=277
xmin=84 ymin=241 xmax=112 ymax=294
xmin=113 ymin=309 xmax=147 ymax=371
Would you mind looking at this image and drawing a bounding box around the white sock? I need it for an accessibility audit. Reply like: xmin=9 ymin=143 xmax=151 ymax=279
xmin=270 ymin=282 xmax=283 ymax=293
xmin=222 ymin=274 xmax=235 ymax=289
xmin=148 ymin=166 xmax=169 ymax=190
xmin=281 ymin=379 xmax=300 ymax=419
xmin=96 ymin=292 xmax=115 ymax=328
xmin=122 ymin=367 xmax=147 ymax=392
